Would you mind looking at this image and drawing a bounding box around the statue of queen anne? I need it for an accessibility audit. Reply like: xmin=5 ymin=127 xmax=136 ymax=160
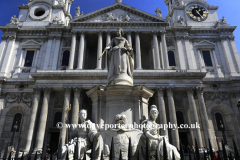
xmin=103 ymin=28 xmax=134 ymax=86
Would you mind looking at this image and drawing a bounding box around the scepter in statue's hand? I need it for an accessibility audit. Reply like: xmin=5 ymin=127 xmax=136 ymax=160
xmin=98 ymin=46 xmax=110 ymax=60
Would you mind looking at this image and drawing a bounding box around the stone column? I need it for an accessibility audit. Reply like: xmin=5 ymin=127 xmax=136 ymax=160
xmin=229 ymin=36 xmax=240 ymax=73
xmin=220 ymin=36 xmax=237 ymax=76
xmin=68 ymin=32 xmax=77 ymax=70
xmin=135 ymin=31 xmax=142 ymax=70
xmin=34 ymin=88 xmax=52 ymax=151
xmin=72 ymin=87 xmax=81 ymax=124
xmin=184 ymin=36 xmax=194 ymax=69
xmin=161 ymin=31 xmax=168 ymax=69
xmin=127 ymin=31 xmax=132 ymax=47
xmin=176 ymin=36 xmax=186 ymax=70
xmin=96 ymin=31 xmax=103 ymax=70
xmin=166 ymin=87 xmax=179 ymax=148
xmin=186 ymin=87 xmax=203 ymax=147
xmin=0 ymin=36 xmax=7 ymax=62
xmin=153 ymin=32 xmax=161 ymax=69
xmin=212 ymin=49 xmax=224 ymax=77
xmin=25 ymin=88 xmax=41 ymax=151
xmin=51 ymin=36 xmax=61 ymax=70
xmin=33 ymin=50 xmax=40 ymax=68
xmin=77 ymin=32 xmax=85 ymax=69
xmin=59 ymin=87 xmax=71 ymax=146
xmin=157 ymin=87 xmax=168 ymax=136
xmin=43 ymin=37 xmax=53 ymax=70
xmin=105 ymin=31 xmax=111 ymax=70
xmin=1 ymin=35 xmax=16 ymax=73
xmin=196 ymin=87 xmax=212 ymax=148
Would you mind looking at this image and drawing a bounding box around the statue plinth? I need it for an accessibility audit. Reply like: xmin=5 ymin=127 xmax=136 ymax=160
xmin=86 ymin=85 xmax=154 ymax=124
xmin=108 ymin=73 xmax=133 ymax=86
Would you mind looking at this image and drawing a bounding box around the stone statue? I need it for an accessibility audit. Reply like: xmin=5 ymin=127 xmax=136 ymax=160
xmin=10 ymin=15 xmax=19 ymax=25
xmin=141 ymin=105 xmax=181 ymax=160
xmin=155 ymin=7 xmax=162 ymax=18
xmin=98 ymin=114 xmax=142 ymax=159
xmin=75 ymin=6 xmax=80 ymax=17
xmin=221 ymin=16 xmax=227 ymax=24
xmin=62 ymin=109 xmax=100 ymax=160
xmin=105 ymin=28 xmax=134 ymax=85
xmin=178 ymin=16 xmax=185 ymax=25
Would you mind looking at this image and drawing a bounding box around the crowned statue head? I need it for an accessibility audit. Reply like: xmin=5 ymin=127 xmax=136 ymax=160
xmin=79 ymin=109 xmax=87 ymax=122
xmin=150 ymin=105 xmax=159 ymax=121
xmin=117 ymin=28 xmax=124 ymax=37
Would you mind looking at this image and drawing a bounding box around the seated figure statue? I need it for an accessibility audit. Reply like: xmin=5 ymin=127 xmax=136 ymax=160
xmin=141 ymin=105 xmax=181 ymax=160
xmin=62 ymin=109 xmax=100 ymax=160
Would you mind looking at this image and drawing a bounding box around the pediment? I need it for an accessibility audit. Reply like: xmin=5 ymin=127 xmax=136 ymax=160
xmin=21 ymin=40 xmax=42 ymax=49
xmin=195 ymin=40 xmax=215 ymax=50
xmin=71 ymin=3 xmax=165 ymax=23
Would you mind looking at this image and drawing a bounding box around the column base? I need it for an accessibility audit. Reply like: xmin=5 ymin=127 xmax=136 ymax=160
xmin=136 ymin=67 xmax=142 ymax=70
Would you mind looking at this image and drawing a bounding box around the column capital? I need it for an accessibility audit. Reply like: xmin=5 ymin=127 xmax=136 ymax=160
xmin=42 ymin=87 xmax=52 ymax=96
xmin=80 ymin=31 xmax=85 ymax=35
xmin=160 ymin=30 xmax=166 ymax=35
xmin=1 ymin=36 xmax=8 ymax=41
xmin=71 ymin=31 xmax=77 ymax=35
xmin=166 ymin=86 xmax=174 ymax=94
xmin=73 ymin=87 xmax=82 ymax=95
xmin=106 ymin=31 xmax=111 ymax=35
xmin=55 ymin=36 xmax=62 ymax=40
xmin=156 ymin=87 xmax=165 ymax=95
xmin=176 ymin=36 xmax=183 ymax=41
xmin=64 ymin=87 xmax=72 ymax=95
xmin=127 ymin=31 xmax=132 ymax=35
xmin=228 ymin=35 xmax=235 ymax=41
xmin=196 ymin=86 xmax=204 ymax=94
xmin=186 ymin=87 xmax=194 ymax=95
xmin=135 ymin=31 xmax=140 ymax=35
xmin=33 ymin=87 xmax=41 ymax=95
xmin=152 ymin=31 xmax=159 ymax=35
xmin=183 ymin=36 xmax=189 ymax=41
xmin=98 ymin=31 xmax=103 ymax=35
xmin=9 ymin=35 xmax=16 ymax=41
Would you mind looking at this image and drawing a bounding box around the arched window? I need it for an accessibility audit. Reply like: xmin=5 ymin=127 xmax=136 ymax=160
xmin=61 ymin=50 xmax=70 ymax=66
xmin=53 ymin=112 xmax=62 ymax=127
xmin=168 ymin=51 xmax=176 ymax=66
xmin=11 ymin=113 xmax=22 ymax=132
xmin=176 ymin=111 xmax=184 ymax=127
xmin=215 ymin=112 xmax=224 ymax=131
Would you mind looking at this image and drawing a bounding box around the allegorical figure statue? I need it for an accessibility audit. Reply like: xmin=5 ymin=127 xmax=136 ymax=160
xmin=62 ymin=109 xmax=100 ymax=160
xmin=142 ymin=105 xmax=181 ymax=160
xmin=104 ymin=28 xmax=134 ymax=86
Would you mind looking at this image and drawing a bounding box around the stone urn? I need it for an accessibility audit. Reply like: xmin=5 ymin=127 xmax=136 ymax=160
xmin=115 ymin=0 xmax=122 ymax=3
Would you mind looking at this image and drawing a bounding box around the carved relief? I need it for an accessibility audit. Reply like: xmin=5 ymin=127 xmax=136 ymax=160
xmin=63 ymin=39 xmax=71 ymax=47
xmin=203 ymin=92 xmax=231 ymax=101
xmin=87 ymin=9 xmax=153 ymax=22
xmin=5 ymin=92 xmax=33 ymax=108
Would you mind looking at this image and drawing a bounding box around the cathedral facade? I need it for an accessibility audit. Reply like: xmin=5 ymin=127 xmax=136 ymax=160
xmin=0 ymin=0 xmax=240 ymax=154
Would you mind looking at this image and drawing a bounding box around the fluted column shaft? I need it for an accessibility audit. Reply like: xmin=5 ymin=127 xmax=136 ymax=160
xmin=60 ymin=88 xmax=71 ymax=146
xmin=43 ymin=37 xmax=53 ymax=70
xmin=96 ymin=32 xmax=103 ymax=69
xmin=157 ymin=88 xmax=168 ymax=136
xmin=197 ymin=87 xmax=211 ymax=148
xmin=77 ymin=32 xmax=85 ymax=69
xmin=51 ymin=37 xmax=61 ymax=70
xmin=135 ymin=32 xmax=142 ymax=70
xmin=161 ymin=32 xmax=168 ymax=69
xmin=0 ymin=37 xmax=7 ymax=64
xmin=25 ymin=88 xmax=41 ymax=151
xmin=127 ymin=31 xmax=132 ymax=47
xmin=176 ymin=37 xmax=186 ymax=70
xmin=167 ymin=87 xmax=179 ymax=148
xmin=186 ymin=87 xmax=203 ymax=147
xmin=1 ymin=36 xmax=16 ymax=73
xmin=35 ymin=88 xmax=52 ymax=150
xmin=153 ymin=32 xmax=161 ymax=69
xmin=71 ymin=88 xmax=81 ymax=124
xmin=105 ymin=32 xmax=111 ymax=70
xmin=68 ymin=33 xmax=77 ymax=70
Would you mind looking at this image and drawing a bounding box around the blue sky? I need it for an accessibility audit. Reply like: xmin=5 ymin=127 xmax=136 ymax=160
xmin=0 ymin=0 xmax=239 ymax=53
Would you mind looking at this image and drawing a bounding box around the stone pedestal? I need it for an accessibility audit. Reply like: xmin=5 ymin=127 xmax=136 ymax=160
xmin=86 ymin=85 xmax=154 ymax=125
